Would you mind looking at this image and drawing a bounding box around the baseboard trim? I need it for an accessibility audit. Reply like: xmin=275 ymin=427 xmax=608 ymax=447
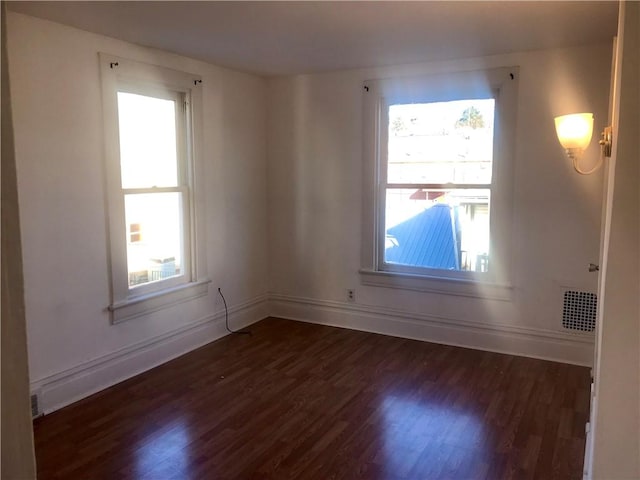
xmin=31 ymin=294 xmax=268 ymax=414
xmin=32 ymin=291 xmax=594 ymax=415
xmin=269 ymin=293 xmax=594 ymax=366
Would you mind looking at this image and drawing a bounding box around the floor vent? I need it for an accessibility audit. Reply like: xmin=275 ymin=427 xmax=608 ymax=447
xmin=31 ymin=393 xmax=40 ymax=418
xmin=563 ymin=291 xmax=597 ymax=332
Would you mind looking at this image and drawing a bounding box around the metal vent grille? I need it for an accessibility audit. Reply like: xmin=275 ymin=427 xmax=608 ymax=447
xmin=563 ymin=291 xmax=597 ymax=332
xmin=31 ymin=393 xmax=40 ymax=418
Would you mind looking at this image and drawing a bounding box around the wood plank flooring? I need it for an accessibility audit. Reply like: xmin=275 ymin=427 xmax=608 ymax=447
xmin=33 ymin=317 xmax=591 ymax=479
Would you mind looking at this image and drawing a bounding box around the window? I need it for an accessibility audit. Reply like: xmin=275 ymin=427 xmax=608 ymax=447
xmin=361 ymin=68 xmax=518 ymax=298
xmin=129 ymin=223 xmax=142 ymax=244
xmin=385 ymin=99 xmax=494 ymax=273
xmin=118 ymin=89 xmax=187 ymax=289
xmin=100 ymin=54 xmax=208 ymax=322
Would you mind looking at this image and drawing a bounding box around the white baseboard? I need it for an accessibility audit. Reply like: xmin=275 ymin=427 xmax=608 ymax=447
xmin=269 ymin=294 xmax=595 ymax=366
xmin=31 ymin=294 xmax=268 ymax=414
xmin=32 ymin=291 xmax=595 ymax=415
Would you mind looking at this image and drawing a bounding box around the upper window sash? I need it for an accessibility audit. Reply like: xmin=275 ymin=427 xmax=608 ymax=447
xmin=117 ymin=89 xmax=187 ymax=191
xmin=385 ymin=98 xmax=496 ymax=187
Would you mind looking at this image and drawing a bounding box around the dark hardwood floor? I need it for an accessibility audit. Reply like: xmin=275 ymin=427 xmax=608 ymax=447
xmin=33 ymin=317 xmax=591 ymax=479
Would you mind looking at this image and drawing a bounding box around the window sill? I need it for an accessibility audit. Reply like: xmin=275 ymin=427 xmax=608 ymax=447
xmin=108 ymin=279 xmax=211 ymax=324
xmin=359 ymin=269 xmax=512 ymax=301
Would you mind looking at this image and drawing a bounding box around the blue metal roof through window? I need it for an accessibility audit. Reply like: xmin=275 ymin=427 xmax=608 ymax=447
xmin=385 ymin=204 xmax=461 ymax=270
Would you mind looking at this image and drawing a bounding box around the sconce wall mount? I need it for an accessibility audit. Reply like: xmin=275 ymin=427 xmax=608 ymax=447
xmin=554 ymin=113 xmax=613 ymax=175
xmin=599 ymin=126 xmax=612 ymax=158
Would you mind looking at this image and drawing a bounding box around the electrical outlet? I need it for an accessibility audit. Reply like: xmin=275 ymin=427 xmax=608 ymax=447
xmin=347 ymin=289 xmax=355 ymax=302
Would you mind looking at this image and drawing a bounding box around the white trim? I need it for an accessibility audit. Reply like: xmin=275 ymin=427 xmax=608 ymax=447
xmin=359 ymin=268 xmax=513 ymax=301
xmin=269 ymin=293 xmax=594 ymax=366
xmin=109 ymin=279 xmax=211 ymax=324
xmin=31 ymin=294 xmax=268 ymax=414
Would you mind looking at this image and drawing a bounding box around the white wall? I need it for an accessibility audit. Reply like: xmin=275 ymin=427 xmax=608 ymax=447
xmin=7 ymin=12 xmax=269 ymax=413
xmin=267 ymin=43 xmax=612 ymax=365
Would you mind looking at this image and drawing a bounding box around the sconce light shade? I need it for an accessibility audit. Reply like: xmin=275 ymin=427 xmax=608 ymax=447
xmin=554 ymin=113 xmax=594 ymax=159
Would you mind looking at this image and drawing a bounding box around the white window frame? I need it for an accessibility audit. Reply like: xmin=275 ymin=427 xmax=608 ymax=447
xmin=360 ymin=67 xmax=518 ymax=300
xmin=100 ymin=53 xmax=209 ymax=323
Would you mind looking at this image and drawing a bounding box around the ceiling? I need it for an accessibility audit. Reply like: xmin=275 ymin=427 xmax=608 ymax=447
xmin=8 ymin=1 xmax=619 ymax=77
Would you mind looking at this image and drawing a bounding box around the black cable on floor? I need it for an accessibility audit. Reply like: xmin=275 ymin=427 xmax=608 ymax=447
xmin=218 ymin=288 xmax=251 ymax=336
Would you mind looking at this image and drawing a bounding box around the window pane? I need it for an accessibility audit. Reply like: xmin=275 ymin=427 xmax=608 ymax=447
xmin=118 ymin=92 xmax=179 ymax=188
xmin=384 ymin=188 xmax=490 ymax=272
xmin=388 ymin=99 xmax=495 ymax=184
xmin=125 ymin=192 xmax=184 ymax=287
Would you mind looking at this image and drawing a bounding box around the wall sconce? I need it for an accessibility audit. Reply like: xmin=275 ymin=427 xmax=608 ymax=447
xmin=554 ymin=113 xmax=612 ymax=175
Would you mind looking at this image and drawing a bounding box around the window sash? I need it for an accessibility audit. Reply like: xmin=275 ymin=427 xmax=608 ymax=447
xmin=116 ymin=87 xmax=188 ymax=190
xmin=377 ymin=100 xmax=496 ymax=277
xmin=378 ymin=185 xmax=493 ymax=276
xmin=123 ymin=188 xmax=192 ymax=292
xmin=115 ymin=83 xmax=192 ymax=295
